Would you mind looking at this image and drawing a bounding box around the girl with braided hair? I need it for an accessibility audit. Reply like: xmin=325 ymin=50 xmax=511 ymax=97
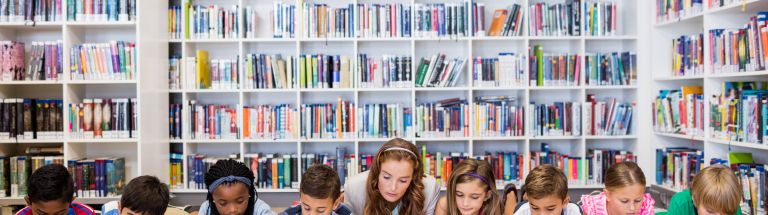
xmin=198 ymin=159 xmax=275 ymax=215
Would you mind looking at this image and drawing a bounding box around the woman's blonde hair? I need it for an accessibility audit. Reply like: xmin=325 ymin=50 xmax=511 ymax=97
xmin=446 ymin=159 xmax=502 ymax=215
xmin=364 ymin=138 xmax=425 ymax=215
xmin=691 ymin=165 xmax=742 ymax=215
xmin=604 ymin=162 xmax=646 ymax=191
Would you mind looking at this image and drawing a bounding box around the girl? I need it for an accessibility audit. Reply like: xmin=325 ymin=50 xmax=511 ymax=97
xmin=199 ymin=159 xmax=275 ymax=215
xmin=344 ymin=138 xmax=442 ymax=215
xmin=435 ymin=159 xmax=503 ymax=215
xmin=580 ymin=162 xmax=655 ymax=215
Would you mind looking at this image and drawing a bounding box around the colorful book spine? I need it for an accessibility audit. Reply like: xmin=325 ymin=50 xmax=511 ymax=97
xmin=671 ymin=34 xmax=704 ymax=77
xmin=530 ymin=143 xmax=585 ymax=184
xmin=169 ymin=153 xmax=184 ymax=189
xmin=169 ymin=56 xmax=181 ymax=90
xmin=1 ymin=154 xmax=62 ymax=197
xmin=0 ymin=0 xmax=63 ymax=22
xmin=183 ymin=50 xmax=238 ymax=90
xmin=169 ymin=5 xmax=182 ymax=39
xmin=302 ymin=3 xmax=355 ymax=38
xmin=584 ymin=95 xmax=634 ymax=136
xmin=246 ymin=153 xmax=300 ymax=189
xmin=731 ymin=162 xmax=768 ymax=215
xmin=244 ymin=54 xmax=295 ymax=89
xmin=473 ymin=96 xmax=524 ymax=137
xmin=299 ymin=148 xmax=353 ymax=186
xmin=187 ymin=4 xmax=239 ymax=39
xmin=484 ymin=4 xmax=524 ymax=37
xmin=0 ymin=99 xmax=64 ymax=140
xmin=357 ymin=103 xmax=412 ymax=139
xmin=0 ymin=41 xmax=63 ymax=81
xmin=585 ymin=52 xmax=636 ymax=86
xmin=414 ymin=53 xmax=468 ymax=87
xmin=472 ymin=53 xmax=526 ymax=87
xmin=356 ymin=3 xmax=412 ymax=38
xmin=529 ymin=45 xmax=581 ymax=87
xmin=420 ymin=148 xmax=470 ymax=185
xmin=653 ymin=86 xmax=705 ymax=136
xmin=528 ymin=101 xmax=581 ymax=137
xmin=415 ymin=98 xmax=469 ymax=138
xmin=708 ymin=12 xmax=768 ymax=74
xmin=243 ymin=3 xmax=296 ymax=38
xmin=654 ymin=148 xmax=702 ymax=190
xmin=584 ymin=0 xmax=619 ymax=36
xmin=169 ymin=103 xmax=182 ymax=139
xmin=709 ymin=82 xmax=768 ymax=144
xmin=68 ymin=0 xmax=135 ymax=22
xmin=69 ymin=41 xmax=136 ymax=81
xmin=589 ymin=148 xmax=636 ymax=185
xmin=357 ymin=54 xmax=412 ymax=88
xmin=528 ymin=1 xmax=581 ymax=37
xmin=300 ymin=98 xmax=355 ymax=139
xmin=414 ymin=3 xmax=469 ymax=38
xmin=186 ymin=100 xmax=238 ymax=140
xmin=474 ymin=151 xmax=523 ymax=187
xmin=298 ymin=54 xmax=353 ymax=89
xmin=656 ymin=0 xmax=702 ymax=22
xmin=243 ymin=104 xmax=297 ymax=140
xmin=68 ymin=157 xmax=124 ymax=198
xmin=706 ymin=0 xmax=747 ymax=9
xmin=68 ymin=98 xmax=135 ymax=139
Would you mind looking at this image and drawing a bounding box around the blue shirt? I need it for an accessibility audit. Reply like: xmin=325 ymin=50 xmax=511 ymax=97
xmin=199 ymin=198 xmax=276 ymax=215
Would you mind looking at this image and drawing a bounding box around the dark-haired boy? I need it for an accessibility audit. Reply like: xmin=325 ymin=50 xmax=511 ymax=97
xmin=280 ymin=165 xmax=352 ymax=215
xmin=513 ymin=165 xmax=581 ymax=215
xmin=16 ymin=164 xmax=96 ymax=215
xmin=102 ymin=175 xmax=171 ymax=215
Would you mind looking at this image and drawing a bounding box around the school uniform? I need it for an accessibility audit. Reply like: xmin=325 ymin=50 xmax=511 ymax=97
xmin=198 ymin=198 xmax=276 ymax=215
xmin=343 ymin=171 xmax=441 ymax=215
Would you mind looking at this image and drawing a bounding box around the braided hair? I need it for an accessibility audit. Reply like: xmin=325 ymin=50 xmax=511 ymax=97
xmin=204 ymin=159 xmax=258 ymax=215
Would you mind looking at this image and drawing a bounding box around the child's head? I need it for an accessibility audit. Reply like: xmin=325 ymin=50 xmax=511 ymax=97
xmin=119 ymin=175 xmax=170 ymax=215
xmin=446 ymin=159 xmax=502 ymax=215
xmin=603 ymin=162 xmax=647 ymax=215
xmin=205 ymin=159 xmax=257 ymax=215
xmin=299 ymin=164 xmax=343 ymax=215
xmin=25 ymin=164 xmax=75 ymax=215
xmin=691 ymin=165 xmax=741 ymax=215
xmin=524 ymin=165 xmax=569 ymax=215
xmin=364 ymin=138 xmax=424 ymax=215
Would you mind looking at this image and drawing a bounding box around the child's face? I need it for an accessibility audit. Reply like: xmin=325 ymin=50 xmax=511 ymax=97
xmin=527 ymin=195 xmax=569 ymax=215
xmin=696 ymin=205 xmax=725 ymax=215
xmin=454 ymin=180 xmax=490 ymax=215
xmin=25 ymin=198 xmax=70 ymax=215
xmin=118 ymin=202 xmax=146 ymax=215
xmin=211 ymin=182 xmax=250 ymax=215
xmin=605 ymin=184 xmax=646 ymax=215
xmin=299 ymin=193 xmax=341 ymax=215
xmin=377 ymin=159 xmax=414 ymax=203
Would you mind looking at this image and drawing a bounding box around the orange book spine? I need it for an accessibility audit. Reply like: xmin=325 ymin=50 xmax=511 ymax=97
xmin=243 ymin=108 xmax=250 ymax=138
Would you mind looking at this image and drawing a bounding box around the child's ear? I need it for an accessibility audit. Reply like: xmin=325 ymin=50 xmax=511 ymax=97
xmin=24 ymin=196 xmax=30 ymax=206
xmin=563 ymin=196 xmax=571 ymax=205
xmin=333 ymin=193 xmax=345 ymax=209
xmin=485 ymin=190 xmax=493 ymax=201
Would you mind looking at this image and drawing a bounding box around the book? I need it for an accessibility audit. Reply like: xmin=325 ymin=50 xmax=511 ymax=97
xmin=300 ymin=98 xmax=355 ymax=139
xmin=474 ymin=151 xmax=523 ymax=188
xmin=415 ymin=98 xmax=469 ymax=138
xmin=655 ymin=148 xmax=702 ymax=190
xmin=298 ymin=54 xmax=352 ymax=89
xmin=585 ymin=52 xmax=636 ymax=86
xmin=69 ymin=98 xmax=135 ymax=139
xmin=169 ymin=5 xmax=182 ymax=39
xmin=584 ymin=95 xmax=634 ymax=136
xmin=69 ymin=41 xmax=136 ymax=81
xmin=473 ymin=96 xmax=524 ymax=137
xmin=653 ymin=86 xmax=705 ymax=136
xmin=420 ymin=148 xmax=470 ymax=185
xmin=356 ymin=3 xmax=412 ymax=38
xmin=415 ymin=53 xmax=468 ymax=87
xmin=485 ymin=4 xmax=524 ymax=37
xmin=169 ymin=55 xmax=181 ymax=90
xmin=67 ymin=0 xmax=135 ymax=22
xmin=415 ymin=3 xmax=469 ymax=38
xmin=186 ymin=100 xmax=238 ymax=140
xmin=0 ymin=0 xmax=63 ymax=22
xmin=0 ymin=99 xmax=63 ymax=140
xmin=243 ymin=104 xmax=297 ymax=140
xmin=731 ymin=162 xmax=768 ymax=215
xmin=709 ymin=82 xmax=768 ymax=143
xmin=302 ymin=3 xmax=355 ymax=38
xmin=169 ymin=153 xmax=183 ymax=189
xmin=528 ymin=0 xmax=581 ymax=36
xmin=187 ymin=4 xmax=239 ymax=39
xmin=357 ymin=54 xmax=412 ymax=88
xmin=68 ymin=157 xmax=124 ymax=198
xmin=299 ymin=148 xmax=354 ymax=186
xmin=243 ymin=2 xmax=296 ymax=39
xmin=589 ymin=149 xmax=635 ymax=185
xmin=529 ymin=45 xmax=580 ymax=87
xmin=182 ymin=50 xmax=238 ymax=90
xmin=706 ymin=0 xmax=748 ymax=9
xmin=473 ymin=53 xmax=526 ymax=87
xmin=584 ymin=0 xmax=619 ymax=36
xmin=656 ymin=0 xmax=702 ymax=22
xmin=671 ymin=34 xmax=704 ymax=77
xmin=0 ymin=41 xmax=63 ymax=81
xmin=245 ymin=153 xmax=300 ymax=189
xmin=244 ymin=54 xmax=295 ymax=89
xmin=169 ymin=103 xmax=182 ymax=139
xmin=1 ymin=153 xmax=63 ymax=197
xmin=357 ymin=103 xmax=412 ymax=139
xmin=187 ymin=154 xmax=239 ymax=190
xmin=529 ymin=143 xmax=585 ymax=184
xmin=708 ymin=12 xmax=768 ymax=74
xmin=528 ymin=101 xmax=581 ymax=137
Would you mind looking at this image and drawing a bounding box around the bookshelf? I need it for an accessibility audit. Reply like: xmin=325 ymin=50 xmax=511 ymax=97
xmin=0 ymin=0 xmax=169 ymax=205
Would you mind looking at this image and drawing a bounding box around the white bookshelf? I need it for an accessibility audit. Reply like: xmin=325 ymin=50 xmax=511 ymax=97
xmin=0 ymin=0 xmax=169 ymax=205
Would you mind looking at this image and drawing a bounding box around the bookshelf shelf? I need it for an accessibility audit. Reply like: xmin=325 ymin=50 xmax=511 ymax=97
xmin=706 ymin=138 xmax=768 ymax=151
xmin=529 ymin=136 xmax=582 ymax=140
xmin=653 ymin=75 xmax=705 ymax=81
xmin=654 ymin=13 xmax=704 ymax=28
xmin=706 ymin=0 xmax=768 ymax=15
xmin=358 ymin=138 xmax=405 ymax=142
xmin=0 ymin=139 xmax=65 ymax=144
xmin=66 ymin=80 xmax=137 ymax=84
xmin=170 ymin=39 xmax=183 ymax=43
xmin=707 ymin=70 xmax=768 ymax=78
xmin=65 ymin=21 xmax=136 ymax=27
xmin=584 ymin=85 xmax=637 ymax=90
xmin=0 ymin=80 xmax=63 ymax=85
xmin=654 ymin=132 xmax=704 ymax=141
xmin=186 ymin=39 xmax=240 ymax=43
xmin=184 ymin=89 xmax=240 ymax=93
xmin=471 ymin=86 xmax=527 ymax=91
xmin=242 ymin=89 xmax=299 ymax=93
xmin=300 ymin=139 xmax=356 ymax=143
xmin=357 ymin=88 xmax=413 ymax=92
xmin=472 ymin=36 xmax=527 ymax=41
xmin=413 ymin=37 xmax=471 ymax=41
xmin=242 ymin=38 xmax=298 ymax=42
xmin=185 ymin=139 xmax=241 ymax=144
xmin=529 ymin=36 xmax=583 ymax=40
xmin=242 ymin=139 xmax=300 ymax=143
xmin=584 ymin=36 xmax=638 ymax=40
xmin=299 ymin=88 xmax=356 ymax=93
xmin=415 ymin=137 xmax=472 ymax=142
xmin=414 ymin=87 xmax=470 ymax=91
xmin=473 ymin=136 xmax=526 ymax=141
xmin=67 ymin=139 xmax=139 ymax=143
xmin=585 ymin=135 xmax=638 ymax=140
xmin=651 ymin=184 xmax=683 ymax=193
xmin=356 ymin=37 xmax=413 ymax=42
xmin=529 ymin=86 xmax=582 ymax=90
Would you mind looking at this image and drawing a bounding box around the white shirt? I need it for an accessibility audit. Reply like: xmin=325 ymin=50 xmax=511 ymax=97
xmin=513 ymin=202 xmax=582 ymax=215
xmin=343 ymin=171 xmax=441 ymax=215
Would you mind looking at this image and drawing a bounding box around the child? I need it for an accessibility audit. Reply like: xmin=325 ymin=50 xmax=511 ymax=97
xmin=435 ymin=159 xmax=503 ymax=215
xmin=102 ymin=175 xmax=171 ymax=215
xmin=667 ymin=164 xmax=743 ymax=215
xmin=279 ymin=164 xmax=352 ymax=215
xmin=580 ymin=162 xmax=655 ymax=215
xmin=198 ymin=159 xmax=275 ymax=215
xmin=16 ymin=164 xmax=95 ymax=215
xmin=344 ymin=138 xmax=441 ymax=215
xmin=513 ymin=164 xmax=581 ymax=215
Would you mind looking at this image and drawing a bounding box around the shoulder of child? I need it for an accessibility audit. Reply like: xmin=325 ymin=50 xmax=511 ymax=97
xmin=101 ymin=200 xmax=120 ymax=215
xmin=344 ymin=171 xmax=370 ymax=215
xmin=334 ymin=203 xmax=354 ymax=215
xmin=70 ymin=202 xmax=96 ymax=215
xmin=253 ymin=198 xmax=277 ymax=215
xmin=435 ymin=196 xmax=448 ymax=215
xmin=564 ymin=203 xmax=582 ymax=215
xmin=667 ymin=189 xmax=693 ymax=215
xmin=579 ymin=192 xmax=607 ymax=215
xmin=512 ymin=202 xmax=530 ymax=215
xmin=198 ymin=201 xmax=211 ymax=215
xmin=279 ymin=205 xmax=301 ymax=215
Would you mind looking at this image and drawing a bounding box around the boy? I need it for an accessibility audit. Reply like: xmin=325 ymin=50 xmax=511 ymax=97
xmin=16 ymin=164 xmax=95 ymax=215
xmin=102 ymin=175 xmax=171 ymax=215
xmin=280 ymin=165 xmax=352 ymax=215
xmin=513 ymin=165 xmax=581 ymax=215
xmin=667 ymin=165 xmax=743 ymax=215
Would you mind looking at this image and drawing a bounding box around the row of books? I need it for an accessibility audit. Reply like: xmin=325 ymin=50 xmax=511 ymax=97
xmin=169 ymin=153 xmax=183 ymax=189
xmin=0 ymin=0 xmax=62 ymax=22
xmin=653 ymin=86 xmax=705 ymax=136
xmin=414 ymin=54 xmax=467 ymax=87
xmin=356 ymin=4 xmax=412 ymax=38
xmin=584 ymin=52 xmax=636 ymax=86
xmin=587 ymin=148 xmax=636 ymax=185
xmin=584 ymin=0 xmax=619 ymax=37
xmin=186 ymin=101 xmax=238 ymax=140
xmin=299 ymin=54 xmax=352 ymax=89
xmin=473 ymin=96 xmax=524 ymax=137
xmin=301 ymin=3 xmax=355 ymax=39
xmin=733 ymin=162 xmax=768 ymax=215
xmin=671 ymin=34 xmax=704 ymax=77
xmin=68 ymin=0 xmax=135 ymax=22
xmin=68 ymin=98 xmax=136 ymax=139
xmin=0 ymin=99 xmax=63 ymax=140
xmin=530 ymin=143 xmax=586 ymax=184
xmin=69 ymin=41 xmax=136 ymax=81
xmin=655 ymin=147 xmax=703 ymax=191
xmin=169 ymin=56 xmax=181 ymax=90
xmin=0 ymin=41 xmax=63 ymax=82
xmin=244 ymin=54 xmax=295 ymax=90
xmin=357 ymin=104 xmax=412 ymax=139
xmin=528 ymin=102 xmax=581 ymax=137
xmin=706 ymin=0 xmax=745 ymax=9
xmin=180 ymin=50 xmax=239 ymax=90
xmin=486 ymin=4 xmax=524 ymax=37
xmin=709 ymin=82 xmax=768 ymax=143
xmin=472 ymin=54 xmax=526 ymax=88
xmin=169 ymin=6 xmax=182 ymax=40
xmin=186 ymin=154 xmax=238 ymax=190
xmin=299 ymin=99 xmax=355 ymax=139
xmin=357 ymin=54 xmax=412 ymax=89
xmin=530 ymin=45 xmax=581 ymax=87
xmin=415 ymin=98 xmax=469 ymax=138
xmin=187 ymin=4 xmax=239 ymax=40
xmin=243 ymin=104 xmax=298 ymax=140
xmin=655 ymin=0 xmax=702 ymax=23
xmin=422 ymin=150 xmax=471 ymax=184
xmin=528 ymin=1 xmax=581 ymax=37
xmin=246 ymin=153 xmax=300 ymax=189
xmin=414 ymin=3 xmax=469 ymax=38
xmin=69 ymin=157 xmax=126 ymax=198
xmin=708 ymin=12 xmax=768 ymax=74
xmin=585 ymin=95 xmax=634 ymax=136
xmin=262 ymin=3 xmax=296 ymax=39
xmin=475 ymin=151 xmax=523 ymax=186
xmin=0 ymin=154 xmax=64 ymax=197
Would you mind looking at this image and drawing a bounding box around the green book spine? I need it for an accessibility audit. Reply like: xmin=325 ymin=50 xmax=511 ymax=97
xmin=299 ymin=56 xmax=306 ymax=88
xmin=535 ymin=45 xmax=544 ymax=86
xmin=283 ymin=155 xmax=291 ymax=188
xmin=184 ymin=2 xmax=190 ymax=39
xmin=416 ymin=59 xmax=428 ymax=87
xmin=312 ymin=57 xmax=318 ymax=87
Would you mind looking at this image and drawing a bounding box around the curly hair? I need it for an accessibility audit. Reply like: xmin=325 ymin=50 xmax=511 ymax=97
xmin=446 ymin=159 xmax=502 ymax=215
xmin=204 ymin=159 xmax=258 ymax=215
xmin=364 ymin=138 xmax=425 ymax=215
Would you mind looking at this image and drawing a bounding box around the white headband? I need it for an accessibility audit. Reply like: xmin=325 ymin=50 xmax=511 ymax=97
xmin=383 ymin=147 xmax=418 ymax=158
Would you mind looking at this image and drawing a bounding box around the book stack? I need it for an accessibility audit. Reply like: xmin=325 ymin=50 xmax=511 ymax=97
xmin=243 ymin=2 xmax=296 ymax=39
xmin=186 ymin=154 xmax=238 ymax=190
xmin=588 ymin=149 xmax=635 ymax=185
xmin=0 ymin=99 xmax=63 ymax=140
xmin=183 ymin=50 xmax=239 ymax=90
xmin=530 ymin=143 xmax=584 ymax=184
xmin=414 ymin=3 xmax=469 ymax=38
xmin=671 ymin=34 xmax=704 ymax=77
xmin=299 ymin=54 xmax=353 ymax=89
xmin=186 ymin=100 xmax=238 ymax=140
xmin=655 ymin=0 xmax=702 ymax=22
xmin=585 ymin=52 xmax=636 ymax=86
xmin=300 ymin=98 xmax=355 ymax=139
xmin=1 ymin=41 xmax=63 ymax=81
xmin=421 ymin=149 xmax=470 ymax=185
xmin=0 ymin=147 xmax=64 ymax=197
xmin=473 ymin=96 xmax=524 ymax=137
xmin=357 ymin=54 xmax=412 ymax=89
xmin=528 ymin=101 xmax=581 ymax=137
xmin=0 ymin=0 xmax=63 ymax=22
xmin=69 ymin=41 xmax=136 ymax=81
xmin=709 ymin=82 xmax=768 ymax=143
xmin=169 ymin=5 xmax=182 ymax=39
xmin=244 ymin=54 xmax=295 ymax=89
xmin=68 ymin=98 xmax=136 ymax=139
xmin=414 ymin=53 xmax=468 ymax=88
xmin=706 ymin=0 xmax=744 ymax=9
xmin=169 ymin=103 xmax=182 ymax=140
xmin=654 ymin=148 xmax=703 ymax=190
xmin=653 ymin=86 xmax=704 ymax=136
xmin=301 ymin=147 xmax=353 ymax=186
xmin=302 ymin=3 xmax=355 ymax=38
xmin=357 ymin=103 xmax=412 ymax=139
xmin=485 ymin=4 xmax=524 ymax=37
xmin=584 ymin=0 xmax=619 ymax=36
xmin=584 ymin=95 xmax=634 ymax=136
xmin=356 ymin=3 xmax=412 ymax=38
xmin=187 ymin=4 xmax=239 ymax=39
xmin=169 ymin=56 xmax=181 ymax=90
xmin=67 ymin=0 xmax=136 ymax=22
xmin=474 ymin=151 xmax=524 ymax=186
xmin=415 ymin=98 xmax=469 ymax=138
xmin=708 ymin=12 xmax=768 ymax=74
xmin=528 ymin=0 xmax=581 ymax=37
xmin=732 ymin=162 xmax=768 ymax=215
xmin=472 ymin=53 xmax=526 ymax=87
xmin=529 ymin=45 xmax=581 ymax=87
xmin=68 ymin=157 xmax=126 ymax=198
xmin=245 ymin=153 xmax=299 ymax=189
xmin=242 ymin=104 xmax=297 ymax=140
xmin=169 ymin=153 xmax=183 ymax=189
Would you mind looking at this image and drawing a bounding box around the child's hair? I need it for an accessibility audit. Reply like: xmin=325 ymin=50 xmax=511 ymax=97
xmin=691 ymin=164 xmax=741 ymax=215
xmin=205 ymin=159 xmax=258 ymax=215
xmin=604 ymin=162 xmax=646 ymax=191
xmin=121 ymin=175 xmax=170 ymax=215
xmin=364 ymin=138 xmax=425 ymax=215
xmin=447 ymin=159 xmax=502 ymax=215
xmin=524 ymin=164 xmax=567 ymax=200
xmin=28 ymin=164 xmax=75 ymax=203
xmin=301 ymin=164 xmax=341 ymax=201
